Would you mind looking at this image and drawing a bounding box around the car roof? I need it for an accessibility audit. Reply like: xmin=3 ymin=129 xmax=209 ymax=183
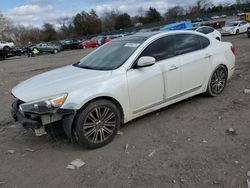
xmin=113 ymin=31 xmax=161 ymax=42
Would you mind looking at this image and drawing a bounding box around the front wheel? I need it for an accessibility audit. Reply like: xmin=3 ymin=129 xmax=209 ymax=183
xmin=207 ymin=65 xmax=228 ymax=97
xmin=74 ymin=99 xmax=121 ymax=149
xmin=3 ymin=46 xmax=11 ymax=53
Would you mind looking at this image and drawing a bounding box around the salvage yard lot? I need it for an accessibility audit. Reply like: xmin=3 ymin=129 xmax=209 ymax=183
xmin=0 ymin=34 xmax=250 ymax=188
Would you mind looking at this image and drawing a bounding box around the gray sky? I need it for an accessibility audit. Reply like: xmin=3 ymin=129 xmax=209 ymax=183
xmin=1 ymin=0 xmax=235 ymax=27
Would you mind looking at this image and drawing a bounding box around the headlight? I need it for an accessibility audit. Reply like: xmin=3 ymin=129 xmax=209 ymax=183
xmin=20 ymin=93 xmax=68 ymax=114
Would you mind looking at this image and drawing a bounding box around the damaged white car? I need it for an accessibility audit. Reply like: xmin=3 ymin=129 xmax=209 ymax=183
xmin=11 ymin=31 xmax=235 ymax=149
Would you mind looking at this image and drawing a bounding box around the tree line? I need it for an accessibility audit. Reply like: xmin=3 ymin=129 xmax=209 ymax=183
xmin=0 ymin=0 xmax=250 ymax=45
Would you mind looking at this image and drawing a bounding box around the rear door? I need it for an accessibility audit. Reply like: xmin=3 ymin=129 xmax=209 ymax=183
xmin=173 ymin=34 xmax=212 ymax=94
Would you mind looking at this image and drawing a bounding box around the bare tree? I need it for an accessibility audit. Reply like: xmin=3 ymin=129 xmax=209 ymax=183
xmin=166 ymin=6 xmax=185 ymax=18
xmin=101 ymin=9 xmax=120 ymax=32
xmin=0 ymin=13 xmax=11 ymax=40
xmin=9 ymin=25 xmax=42 ymax=45
xmin=137 ymin=7 xmax=145 ymax=17
xmin=197 ymin=0 xmax=214 ymax=10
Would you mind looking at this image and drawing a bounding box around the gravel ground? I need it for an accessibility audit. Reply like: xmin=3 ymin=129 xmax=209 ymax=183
xmin=0 ymin=34 xmax=250 ymax=188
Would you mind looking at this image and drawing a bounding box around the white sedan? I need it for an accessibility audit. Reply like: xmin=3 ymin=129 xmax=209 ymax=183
xmin=0 ymin=41 xmax=15 ymax=51
xmin=11 ymin=31 xmax=236 ymax=149
xmin=187 ymin=26 xmax=222 ymax=40
xmin=221 ymin=21 xmax=250 ymax=35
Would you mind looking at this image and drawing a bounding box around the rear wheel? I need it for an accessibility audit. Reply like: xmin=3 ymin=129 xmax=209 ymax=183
xmin=74 ymin=99 xmax=121 ymax=149
xmin=207 ymin=65 xmax=228 ymax=97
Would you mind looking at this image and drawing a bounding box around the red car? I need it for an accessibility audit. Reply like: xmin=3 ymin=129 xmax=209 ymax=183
xmin=79 ymin=36 xmax=110 ymax=49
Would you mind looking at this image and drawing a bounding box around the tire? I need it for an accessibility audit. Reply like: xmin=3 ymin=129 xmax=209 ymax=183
xmin=236 ymin=29 xmax=239 ymax=35
xmin=3 ymin=46 xmax=11 ymax=53
xmin=74 ymin=99 xmax=121 ymax=149
xmin=207 ymin=65 xmax=228 ymax=97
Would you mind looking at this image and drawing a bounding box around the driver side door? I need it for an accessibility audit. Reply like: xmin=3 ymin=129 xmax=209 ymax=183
xmin=127 ymin=36 xmax=180 ymax=114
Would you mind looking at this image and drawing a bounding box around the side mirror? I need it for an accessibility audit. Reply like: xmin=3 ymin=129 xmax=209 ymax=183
xmin=137 ymin=56 xmax=156 ymax=68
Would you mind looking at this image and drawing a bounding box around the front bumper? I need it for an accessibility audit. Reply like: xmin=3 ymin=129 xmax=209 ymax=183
xmin=11 ymin=100 xmax=76 ymax=139
xmin=11 ymin=100 xmax=41 ymax=129
xmin=220 ymin=30 xmax=235 ymax=35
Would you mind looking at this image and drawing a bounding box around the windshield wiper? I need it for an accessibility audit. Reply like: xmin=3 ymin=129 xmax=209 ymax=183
xmin=79 ymin=65 xmax=95 ymax=70
xmin=73 ymin=62 xmax=94 ymax=70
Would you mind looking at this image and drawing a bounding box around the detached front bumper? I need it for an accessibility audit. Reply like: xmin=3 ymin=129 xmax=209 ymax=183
xmin=11 ymin=100 xmax=76 ymax=139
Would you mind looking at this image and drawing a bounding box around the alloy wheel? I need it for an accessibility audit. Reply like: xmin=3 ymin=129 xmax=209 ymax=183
xmin=210 ymin=66 xmax=227 ymax=95
xmin=83 ymin=106 xmax=116 ymax=144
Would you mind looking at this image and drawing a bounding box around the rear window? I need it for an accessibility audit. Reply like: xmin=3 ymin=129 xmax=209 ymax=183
xmin=199 ymin=36 xmax=210 ymax=48
xmin=197 ymin=27 xmax=214 ymax=34
xmin=174 ymin=34 xmax=202 ymax=55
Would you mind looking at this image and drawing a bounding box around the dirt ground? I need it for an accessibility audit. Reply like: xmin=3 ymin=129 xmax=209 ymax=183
xmin=0 ymin=35 xmax=250 ymax=188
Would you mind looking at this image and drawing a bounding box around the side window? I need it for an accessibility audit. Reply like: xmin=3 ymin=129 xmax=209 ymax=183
xmin=197 ymin=28 xmax=205 ymax=33
xmin=174 ymin=34 xmax=202 ymax=55
xmin=205 ymin=27 xmax=214 ymax=34
xmin=139 ymin=36 xmax=174 ymax=62
xmin=199 ymin=36 xmax=210 ymax=49
xmin=198 ymin=27 xmax=214 ymax=34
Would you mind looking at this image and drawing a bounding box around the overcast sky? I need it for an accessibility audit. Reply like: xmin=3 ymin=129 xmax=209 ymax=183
xmin=1 ymin=0 xmax=234 ymax=27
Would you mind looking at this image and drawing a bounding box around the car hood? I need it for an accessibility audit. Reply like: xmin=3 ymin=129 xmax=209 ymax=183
xmin=12 ymin=65 xmax=112 ymax=102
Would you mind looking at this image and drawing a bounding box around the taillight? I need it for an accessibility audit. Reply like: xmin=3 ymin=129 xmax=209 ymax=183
xmin=231 ymin=46 xmax=236 ymax=55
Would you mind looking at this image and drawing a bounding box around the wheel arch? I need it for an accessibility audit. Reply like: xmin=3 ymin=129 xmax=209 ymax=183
xmin=220 ymin=64 xmax=228 ymax=76
xmin=66 ymin=96 xmax=125 ymax=141
xmin=80 ymin=96 xmax=125 ymax=123
xmin=3 ymin=46 xmax=11 ymax=51
xmin=204 ymin=63 xmax=229 ymax=92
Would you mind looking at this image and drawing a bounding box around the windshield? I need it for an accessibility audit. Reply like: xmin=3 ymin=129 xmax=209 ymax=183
xmin=77 ymin=40 xmax=142 ymax=70
xmin=225 ymin=23 xmax=239 ymax=27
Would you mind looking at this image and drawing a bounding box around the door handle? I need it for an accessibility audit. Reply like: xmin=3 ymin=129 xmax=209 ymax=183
xmin=205 ymin=54 xmax=212 ymax=59
xmin=169 ymin=65 xmax=178 ymax=71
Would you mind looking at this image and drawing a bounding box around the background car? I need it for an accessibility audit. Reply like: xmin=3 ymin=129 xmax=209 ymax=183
xmin=221 ymin=21 xmax=250 ymax=35
xmin=187 ymin=26 xmax=221 ymax=40
xmin=79 ymin=36 xmax=110 ymax=48
xmin=220 ymin=14 xmax=227 ymax=18
xmin=0 ymin=41 xmax=15 ymax=52
xmin=59 ymin=39 xmax=81 ymax=50
xmin=211 ymin=15 xmax=220 ymax=19
xmin=191 ymin=18 xmax=203 ymax=23
xmin=29 ymin=43 xmax=62 ymax=54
